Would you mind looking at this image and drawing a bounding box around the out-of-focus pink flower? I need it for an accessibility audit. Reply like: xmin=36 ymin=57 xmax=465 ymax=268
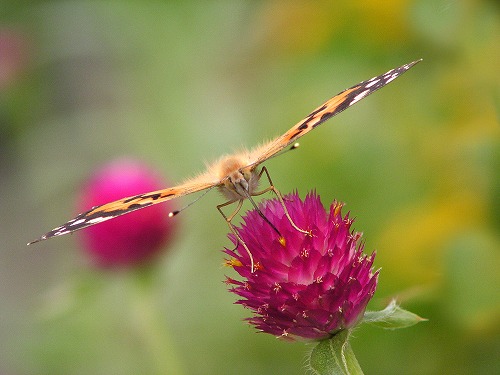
xmin=224 ymin=192 xmax=378 ymax=341
xmin=77 ymin=158 xmax=176 ymax=268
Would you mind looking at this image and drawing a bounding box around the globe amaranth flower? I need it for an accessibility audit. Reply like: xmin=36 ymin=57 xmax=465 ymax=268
xmin=224 ymin=192 xmax=378 ymax=342
xmin=77 ymin=158 xmax=177 ymax=268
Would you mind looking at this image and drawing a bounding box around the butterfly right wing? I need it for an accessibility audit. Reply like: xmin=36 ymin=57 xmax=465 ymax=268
xmin=28 ymin=178 xmax=218 ymax=245
xmin=251 ymin=60 xmax=422 ymax=166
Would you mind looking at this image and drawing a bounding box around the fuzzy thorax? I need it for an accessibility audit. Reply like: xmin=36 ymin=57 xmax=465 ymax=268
xmin=215 ymin=155 xmax=260 ymax=201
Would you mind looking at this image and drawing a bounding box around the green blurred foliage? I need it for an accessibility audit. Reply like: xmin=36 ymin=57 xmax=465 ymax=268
xmin=1 ymin=1 xmax=498 ymax=374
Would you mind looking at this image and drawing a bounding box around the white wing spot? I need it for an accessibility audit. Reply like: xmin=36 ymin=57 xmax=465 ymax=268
xmin=350 ymin=89 xmax=370 ymax=105
xmin=365 ymin=78 xmax=380 ymax=88
xmin=385 ymin=74 xmax=398 ymax=84
xmin=87 ymin=217 xmax=108 ymax=225
xmin=69 ymin=218 xmax=86 ymax=226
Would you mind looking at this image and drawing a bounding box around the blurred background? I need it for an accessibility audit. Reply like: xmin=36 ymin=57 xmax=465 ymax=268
xmin=1 ymin=1 xmax=499 ymax=374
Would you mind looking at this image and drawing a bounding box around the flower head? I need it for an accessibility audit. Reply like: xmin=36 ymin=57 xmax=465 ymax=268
xmin=77 ymin=158 xmax=176 ymax=268
xmin=224 ymin=192 xmax=378 ymax=341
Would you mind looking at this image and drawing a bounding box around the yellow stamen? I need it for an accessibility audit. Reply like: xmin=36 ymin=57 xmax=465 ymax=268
xmin=333 ymin=202 xmax=343 ymax=217
xmin=253 ymin=262 xmax=263 ymax=271
xmin=224 ymin=258 xmax=243 ymax=268
xmin=278 ymin=236 xmax=286 ymax=247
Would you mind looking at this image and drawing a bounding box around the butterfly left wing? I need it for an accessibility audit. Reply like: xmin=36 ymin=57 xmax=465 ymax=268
xmin=251 ymin=59 xmax=422 ymax=165
xmin=27 ymin=179 xmax=217 ymax=245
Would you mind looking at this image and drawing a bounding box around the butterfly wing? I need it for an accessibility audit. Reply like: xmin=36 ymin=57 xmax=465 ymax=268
xmin=28 ymin=179 xmax=217 ymax=245
xmin=251 ymin=59 xmax=422 ymax=165
xmin=29 ymin=60 xmax=421 ymax=245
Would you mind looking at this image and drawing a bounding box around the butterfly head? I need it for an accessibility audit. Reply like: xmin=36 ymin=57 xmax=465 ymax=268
xmin=222 ymin=167 xmax=259 ymax=200
xmin=218 ymin=155 xmax=260 ymax=201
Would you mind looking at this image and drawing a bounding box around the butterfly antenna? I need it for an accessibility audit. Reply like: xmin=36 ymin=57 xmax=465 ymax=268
xmin=278 ymin=142 xmax=300 ymax=156
xmin=168 ymin=186 xmax=216 ymax=217
xmin=271 ymin=142 xmax=300 ymax=163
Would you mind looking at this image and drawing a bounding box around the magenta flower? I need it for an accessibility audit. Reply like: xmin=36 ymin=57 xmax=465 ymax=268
xmin=77 ymin=158 xmax=176 ymax=268
xmin=224 ymin=192 xmax=379 ymax=342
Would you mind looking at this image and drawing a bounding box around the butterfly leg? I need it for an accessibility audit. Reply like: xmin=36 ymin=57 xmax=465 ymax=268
xmin=253 ymin=166 xmax=312 ymax=239
xmin=217 ymin=199 xmax=256 ymax=272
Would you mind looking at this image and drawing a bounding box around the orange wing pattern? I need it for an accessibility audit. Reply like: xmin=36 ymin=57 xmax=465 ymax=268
xmin=252 ymin=60 xmax=422 ymax=165
xmin=29 ymin=60 xmax=421 ymax=245
xmin=28 ymin=180 xmax=216 ymax=244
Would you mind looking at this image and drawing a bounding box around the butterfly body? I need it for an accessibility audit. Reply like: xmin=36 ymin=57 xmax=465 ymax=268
xmin=215 ymin=154 xmax=259 ymax=201
xmin=28 ymin=59 xmax=422 ymax=246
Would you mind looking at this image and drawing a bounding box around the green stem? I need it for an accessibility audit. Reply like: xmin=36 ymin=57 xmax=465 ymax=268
xmin=308 ymin=330 xmax=364 ymax=375
xmin=127 ymin=268 xmax=185 ymax=375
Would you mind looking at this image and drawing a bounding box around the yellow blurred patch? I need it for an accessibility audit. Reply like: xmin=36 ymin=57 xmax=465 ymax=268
xmin=252 ymin=0 xmax=339 ymax=55
xmin=348 ymin=0 xmax=412 ymax=43
xmin=251 ymin=0 xmax=413 ymax=57
xmin=376 ymin=191 xmax=487 ymax=285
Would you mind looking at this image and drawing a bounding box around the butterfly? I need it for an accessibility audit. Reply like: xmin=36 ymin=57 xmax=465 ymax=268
xmin=29 ymin=59 xmax=421 ymax=270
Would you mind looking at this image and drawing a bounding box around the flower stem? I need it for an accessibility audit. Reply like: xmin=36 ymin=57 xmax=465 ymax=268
xmin=308 ymin=330 xmax=364 ymax=375
xmin=127 ymin=268 xmax=185 ymax=375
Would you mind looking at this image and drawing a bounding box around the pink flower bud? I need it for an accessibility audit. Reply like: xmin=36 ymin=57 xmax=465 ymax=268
xmin=77 ymin=159 xmax=176 ymax=268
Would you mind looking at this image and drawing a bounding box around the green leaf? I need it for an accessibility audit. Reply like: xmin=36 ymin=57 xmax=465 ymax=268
xmin=363 ymin=300 xmax=427 ymax=329
xmin=308 ymin=330 xmax=364 ymax=375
